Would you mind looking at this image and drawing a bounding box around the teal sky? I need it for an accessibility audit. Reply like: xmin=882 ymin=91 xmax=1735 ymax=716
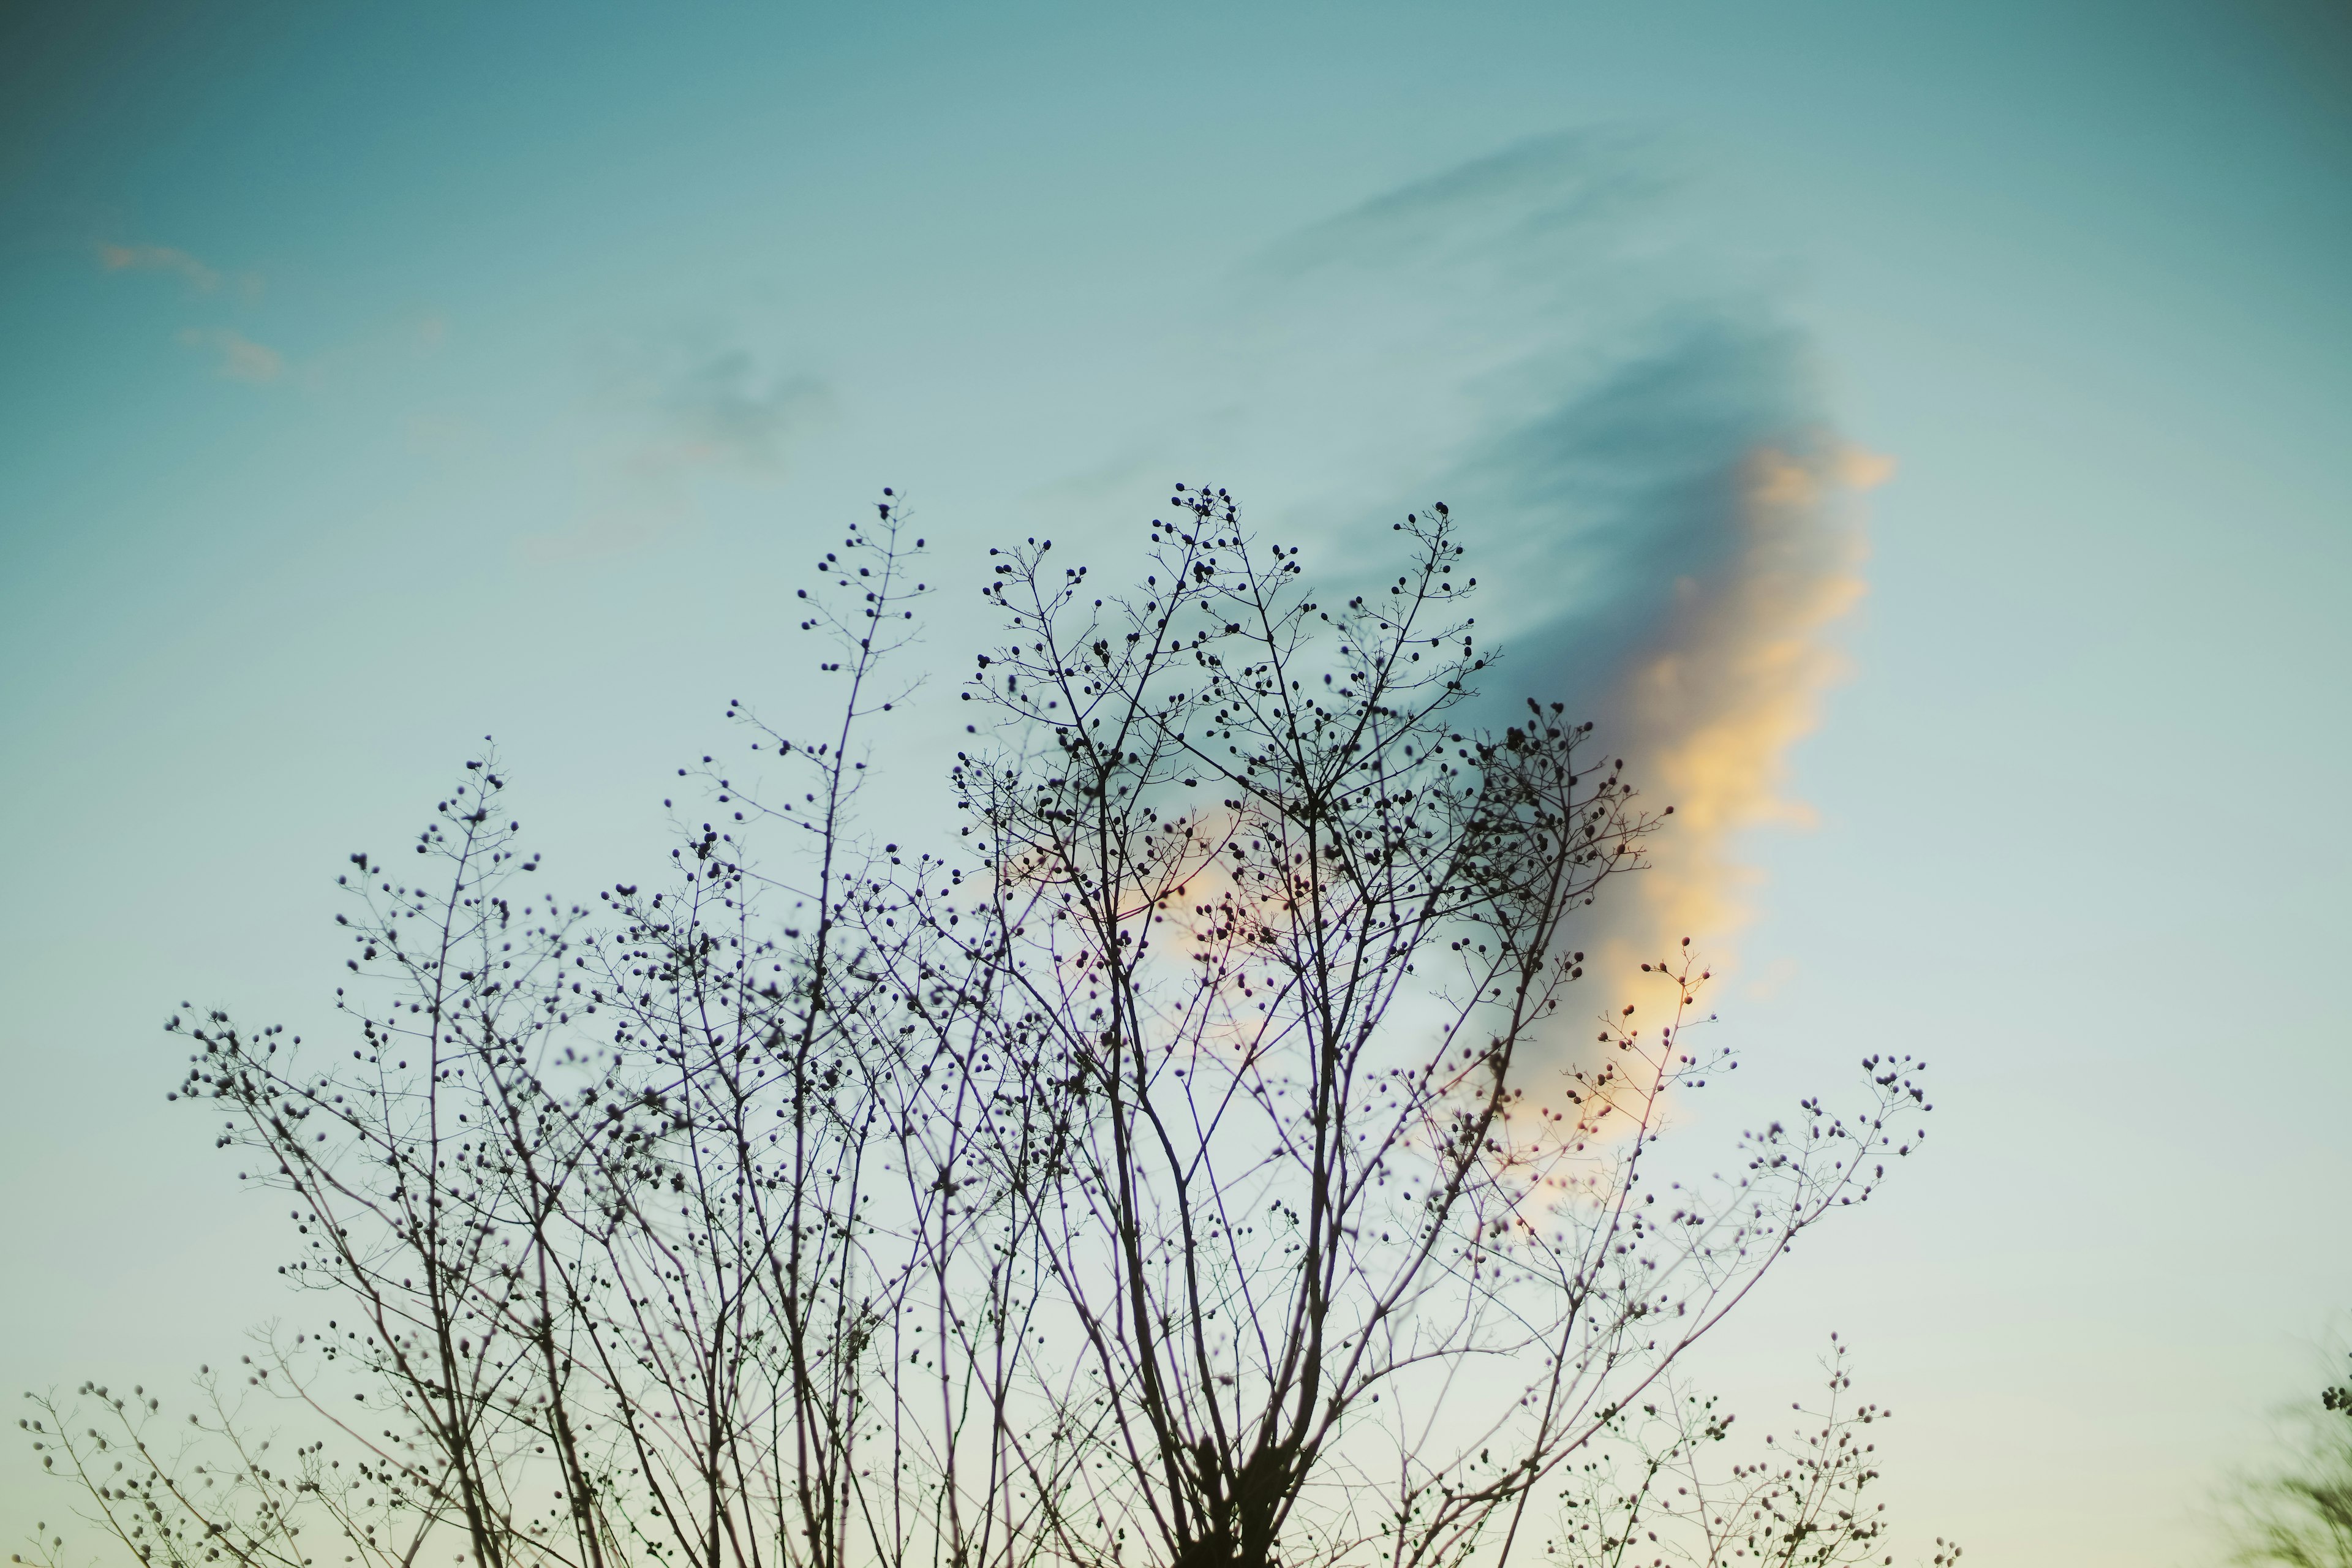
xmin=3 ymin=4 xmax=2348 ymax=1565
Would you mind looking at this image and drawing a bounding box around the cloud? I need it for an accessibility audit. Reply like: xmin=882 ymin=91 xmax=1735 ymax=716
xmin=97 ymin=241 xmax=260 ymax=297
xmin=1102 ymin=130 xmax=1886 ymax=1011
xmin=176 ymin=326 xmax=285 ymax=383
xmin=1408 ymin=306 xmax=1884 ymax=984
xmin=1253 ymin=128 xmax=1673 ymax=295
xmin=1523 ymin=435 xmax=1885 ymax=984
xmin=104 ymin=240 xmax=284 ymax=382
xmin=98 ymin=242 xmax=220 ymax=290
xmin=521 ymin=344 xmax=829 ymax=565
xmin=655 ymin=349 xmax=829 ymax=469
xmin=1366 ymin=145 xmax=1877 ymax=990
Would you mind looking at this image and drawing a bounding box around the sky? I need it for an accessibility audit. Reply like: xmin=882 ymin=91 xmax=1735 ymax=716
xmin=2 ymin=2 xmax=2349 ymax=1564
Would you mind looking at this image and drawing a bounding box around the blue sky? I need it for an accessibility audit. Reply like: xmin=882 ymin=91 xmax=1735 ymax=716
xmin=3 ymin=3 xmax=2348 ymax=1564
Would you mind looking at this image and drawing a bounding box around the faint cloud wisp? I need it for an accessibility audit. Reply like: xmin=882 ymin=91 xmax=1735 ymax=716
xmin=97 ymin=241 xmax=219 ymax=290
xmin=176 ymin=326 xmax=286 ymax=383
xmin=101 ymin=238 xmax=282 ymax=381
xmin=523 ymin=343 xmax=831 ymax=565
xmin=96 ymin=240 xmax=262 ymax=298
xmin=658 ymin=349 xmax=829 ymax=470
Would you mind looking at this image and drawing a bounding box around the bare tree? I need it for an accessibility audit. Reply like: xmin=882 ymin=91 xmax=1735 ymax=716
xmin=18 ymin=488 xmax=1934 ymax=1568
xmin=1545 ymin=1340 xmax=1960 ymax=1568
xmin=907 ymin=488 xmax=1929 ymax=1568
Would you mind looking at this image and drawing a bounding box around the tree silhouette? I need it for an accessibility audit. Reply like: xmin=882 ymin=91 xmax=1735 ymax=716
xmin=18 ymin=489 xmax=1936 ymax=1568
xmin=1545 ymin=1338 xmax=1961 ymax=1568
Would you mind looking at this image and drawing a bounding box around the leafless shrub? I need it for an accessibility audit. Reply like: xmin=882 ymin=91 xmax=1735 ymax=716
xmin=1546 ymin=1339 xmax=1959 ymax=1568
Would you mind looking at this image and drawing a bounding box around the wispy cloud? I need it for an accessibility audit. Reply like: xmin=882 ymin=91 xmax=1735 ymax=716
xmin=657 ymin=349 xmax=829 ymax=469
xmin=1109 ymin=131 xmax=1885 ymax=1011
xmin=176 ymin=326 xmax=286 ymax=383
xmin=521 ymin=342 xmax=831 ymax=565
xmin=96 ymin=241 xmax=260 ymax=298
xmin=1316 ymin=138 xmax=1879 ymax=990
xmin=1405 ymin=308 xmax=1882 ymax=984
xmin=104 ymin=239 xmax=284 ymax=382
xmin=98 ymin=242 xmax=219 ymax=289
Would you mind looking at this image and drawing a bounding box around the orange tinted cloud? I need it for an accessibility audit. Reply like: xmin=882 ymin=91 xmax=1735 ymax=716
xmin=1591 ymin=439 xmax=1887 ymax=982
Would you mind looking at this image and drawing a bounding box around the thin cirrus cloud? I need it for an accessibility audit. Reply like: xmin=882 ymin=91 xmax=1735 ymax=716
xmin=658 ymin=349 xmax=830 ymax=470
xmin=97 ymin=241 xmax=219 ymax=289
xmin=99 ymin=239 xmax=282 ymax=381
xmin=523 ymin=345 xmax=832 ymax=565
xmin=175 ymin=325 xmax=286 ymax=383
xmin=95 ymin=240 xmax=262 ymax=298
